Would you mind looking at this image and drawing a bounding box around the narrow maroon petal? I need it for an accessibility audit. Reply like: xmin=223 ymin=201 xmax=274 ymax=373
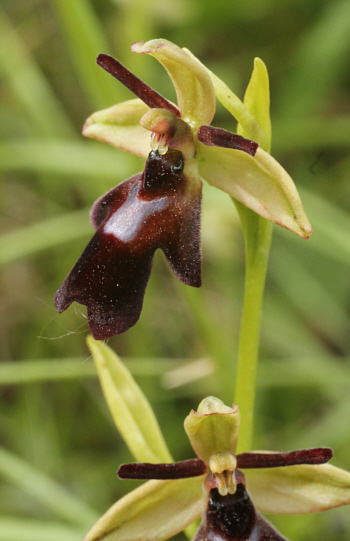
xmin=118 ymin=459 xmax=207 ymax=480
xmin=192 ymin=486 xmax=289 ymax=541
xmin=54 ymin=149 xmax=202 ymax=339
xmin=237 ymin=447 xmax=333 ymax=469
xmin=97 ymin=53 xmax=181 ymax=117
xmin=197 ymin=125 xmax=258 ymax=156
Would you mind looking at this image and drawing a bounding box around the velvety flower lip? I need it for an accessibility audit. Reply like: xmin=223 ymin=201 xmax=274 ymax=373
xmin=193 ymin=485 xmax=289 ymax=541
xmin=54 ymin=148 xmax=201 ymax=340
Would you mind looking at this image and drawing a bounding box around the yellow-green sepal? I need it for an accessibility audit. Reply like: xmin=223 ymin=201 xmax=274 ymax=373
xmin=87 ymin=337 xmax=172 ymax=463
xmin=188 ymin=52 xmax=269 ymax=152
xmin=245 ymin=461 xmax=350 ymax=514
xmin=197 ymin=143 xmax=312 ymax=238
xmin=83 ymin=98 xmax=150 ymax=157
xmin=237 ymin=58 xmax=271 ymax=151
xmin=132 ymin=39 xmax=216 ymax=130
xmin=83 ymin=476 xmax=205 ymax=541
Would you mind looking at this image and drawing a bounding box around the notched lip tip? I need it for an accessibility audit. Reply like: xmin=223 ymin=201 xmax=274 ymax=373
xmin=89 ymin=317 xmax=139 ymax=340
xmin=89 ymin=327 xmax=123 ymax=341
xmin=53 ymin=295 xmax=70 ymax=314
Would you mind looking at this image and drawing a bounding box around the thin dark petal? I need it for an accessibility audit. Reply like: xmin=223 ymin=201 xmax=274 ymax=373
xmin=54 ymin=150 xmax=202 ymax=339
xmin=237 ymin=448 xmax=333 ymax=469
xmin=197 ymin=125 xmax=258 ymax=156
xmin=97 ymin=54 xmax=181 ymax=117
xmin=118 ymin=459 xmax=207 ymax=480
xmin=192 ymin=486 xmax=289 ymax=541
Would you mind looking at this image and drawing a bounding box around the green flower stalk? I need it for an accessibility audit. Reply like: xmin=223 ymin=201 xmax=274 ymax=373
xmin=210 ymin=55 xmax=274 ymax=451
xmin=84 ymin=341 xmax=350 ymax=541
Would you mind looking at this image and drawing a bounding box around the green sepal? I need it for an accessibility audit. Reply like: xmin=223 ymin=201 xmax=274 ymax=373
xmin=83 ymin=98 xmax=150 ymax=157
xmin=245 ymin=460 xmax=350 ymax=515
xmin=87 ymin=337 xmax=172 ymax=463
xmin=183 ymin=47 xmax=269 ymax=152
xmin=132 ymin=40 xmax=216 ymax=130
xmin=83 ymin=477 xmax=205 ymax=541
xmin=237 ymin=58 xmax=271 ymax=152
xmin=197 ymin=143 xmax=312 ymax=239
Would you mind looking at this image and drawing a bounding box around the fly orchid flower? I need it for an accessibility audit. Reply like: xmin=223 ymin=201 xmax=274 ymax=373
xmin=55 ymin=39 xmax=312 ymax=340
xmin=82 ymin=387 xmax=350 ymax=541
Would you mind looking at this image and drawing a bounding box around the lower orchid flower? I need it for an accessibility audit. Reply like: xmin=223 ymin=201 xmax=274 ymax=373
xmin=54 ymin=39 xmax=312 ymax=339
xmin=81 ymin=379 xmax=350 ymax=541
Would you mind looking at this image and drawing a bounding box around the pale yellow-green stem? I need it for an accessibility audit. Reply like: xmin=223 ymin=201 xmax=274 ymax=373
xmin=229 ymin=58 xmax=272 ymax=453
xmin=234 ymin=206 xmax=272 ymax=453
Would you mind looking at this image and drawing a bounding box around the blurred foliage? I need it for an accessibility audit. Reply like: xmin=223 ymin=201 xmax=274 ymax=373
xmin=1 ymin=0 xmax=350 ymax=540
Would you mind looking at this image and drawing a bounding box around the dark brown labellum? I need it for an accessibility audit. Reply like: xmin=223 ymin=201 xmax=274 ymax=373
xmin=54 ymin=149 xmax=202 ymax=339
xmin=193 ymin=485 xmax=289 ymax=541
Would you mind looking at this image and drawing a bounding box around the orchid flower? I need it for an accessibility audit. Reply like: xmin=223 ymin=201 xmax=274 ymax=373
xmin=54 ymin=39 xmax=312 ymax=339
xmin=84 ymin=340 xmax=350 ymax=541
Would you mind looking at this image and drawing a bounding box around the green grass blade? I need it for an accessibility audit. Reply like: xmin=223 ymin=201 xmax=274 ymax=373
xmin=258 ymin=356 xmax=350 ymax=393
xmin=0 ymin=209 xmax=91 ymax=265
xmin=52 ymin=0 xmax=120 ymax=108
xmin=0 ymin=358 xmax=186 ymax=385
xmin=0 ymin=518 xmax=83 ymax=541
xmin=273 ymin=116 xmax=350 ymax=152
xmin=271 ymin=242 xmax=350 ymax=350
xmin=281 ymin=188 xmax=350 ymax=267
xmin=0 ymin=359 xmax=95 ymax=385
xmin=277 ymin=1 xmax=350 ymax=119
xmin=0 ymin=139 xmax=133 ymax=180
xmin=0 ymin=9 xmax=75 ymax=136
xmin=0 ymin=447 xmax=99 ymax=528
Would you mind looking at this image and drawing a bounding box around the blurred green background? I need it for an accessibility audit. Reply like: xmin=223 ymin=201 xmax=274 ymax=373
xmin=1 ymin=0 xmax=350 ymax=539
